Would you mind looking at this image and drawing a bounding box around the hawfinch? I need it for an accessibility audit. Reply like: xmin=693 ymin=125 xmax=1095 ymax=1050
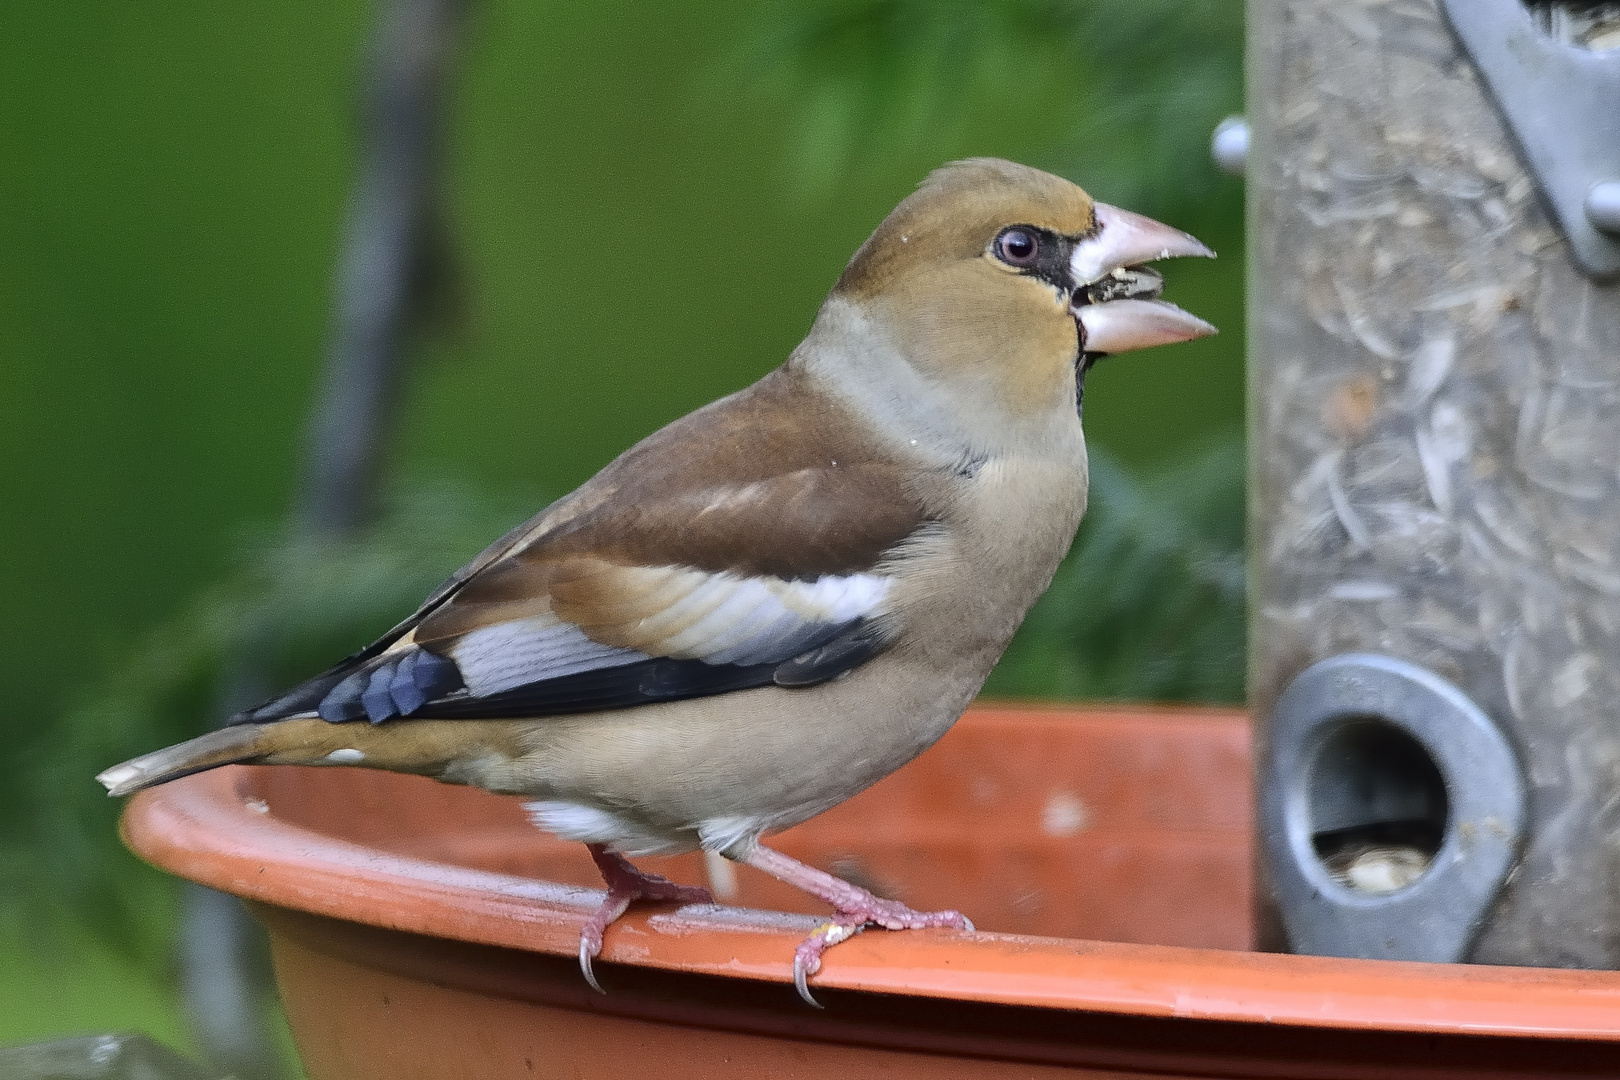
xmin=99 ymin=158 xmax=1213 ymax=1005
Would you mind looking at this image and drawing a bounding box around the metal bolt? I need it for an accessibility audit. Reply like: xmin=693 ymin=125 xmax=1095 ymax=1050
xmin=1211 ymin=116 xmax=1249 ymax=176
xmin=1586 ymin=181 xmax=1620 ymax=236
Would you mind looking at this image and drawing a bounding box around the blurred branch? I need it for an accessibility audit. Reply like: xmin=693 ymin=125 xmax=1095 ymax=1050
xmin=303 ymin=0 xmax=466 ymax=533
xmin=184 ymin=1 xmax=468 ymax=1076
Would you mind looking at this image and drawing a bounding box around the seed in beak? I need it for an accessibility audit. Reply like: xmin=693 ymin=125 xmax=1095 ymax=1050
xmin=1077 ymin=265 xmax=1165 ymax=307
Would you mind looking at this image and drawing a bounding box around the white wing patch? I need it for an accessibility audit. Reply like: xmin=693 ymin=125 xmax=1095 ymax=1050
xmin=650 ymin=570 xmax=890 ymax=664
xmin=451 ymin=618 xmax=646 ymax=697
xmin=447 ymin=566 xmax=892 ymax=697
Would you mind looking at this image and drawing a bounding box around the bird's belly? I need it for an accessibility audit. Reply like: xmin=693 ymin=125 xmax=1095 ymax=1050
xmin=495 ymin=649 xmax=987 ymax=854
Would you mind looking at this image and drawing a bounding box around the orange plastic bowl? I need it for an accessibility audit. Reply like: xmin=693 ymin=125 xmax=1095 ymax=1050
xmin=123 ymin=704 xmax=1620 ymax=1078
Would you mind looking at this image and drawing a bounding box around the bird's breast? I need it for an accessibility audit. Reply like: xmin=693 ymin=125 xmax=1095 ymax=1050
xmin=872 ymin=446 xmax=1086 ymax=693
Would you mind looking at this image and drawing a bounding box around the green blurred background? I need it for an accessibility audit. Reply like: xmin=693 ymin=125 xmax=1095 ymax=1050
xmin=0 ymin=0 xmax=1243 ymax=1064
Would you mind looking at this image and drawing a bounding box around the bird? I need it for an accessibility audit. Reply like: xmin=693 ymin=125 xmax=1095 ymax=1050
xmin=98 ymin=157 xmax=1214 ymax=1006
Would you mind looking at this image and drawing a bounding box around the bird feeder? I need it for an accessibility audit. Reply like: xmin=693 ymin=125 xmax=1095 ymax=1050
xmin=1249 ymin=0 xmax=1620 ymax=966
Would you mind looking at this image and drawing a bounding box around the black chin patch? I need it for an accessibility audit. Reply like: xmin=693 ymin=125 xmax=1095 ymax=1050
xmin=1075 ymin=351 xmax=1103 ymax=416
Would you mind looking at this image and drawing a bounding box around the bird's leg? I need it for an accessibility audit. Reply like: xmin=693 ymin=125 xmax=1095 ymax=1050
xmin=578 ymin=844 xmax=712 ymax=994
xmin=730 ymin=842 xmax=973 ymax=1007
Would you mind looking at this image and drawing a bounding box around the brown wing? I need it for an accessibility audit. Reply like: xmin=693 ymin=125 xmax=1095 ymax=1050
xmin=233 ymin=367 xmax=931 ymax=725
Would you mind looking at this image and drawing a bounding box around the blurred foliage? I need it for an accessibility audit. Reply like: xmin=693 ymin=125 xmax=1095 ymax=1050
xmin=740 ymin=0 xmax=1244 ymax=227
xmin=0 ymin=1033 xmax=224 ymax=1080
xmin=18 ymin=486 xmax=535 ymax=955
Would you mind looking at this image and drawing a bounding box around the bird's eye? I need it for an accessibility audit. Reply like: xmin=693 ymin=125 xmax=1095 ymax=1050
xmin=994 ymin=228 xmax=1039 ymax=267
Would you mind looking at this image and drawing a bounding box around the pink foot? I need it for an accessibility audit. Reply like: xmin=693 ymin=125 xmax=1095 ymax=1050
xmin=733 ymin=843 xmax=974 ymax=1007
xmin=578 ymin=844 xmax=712 ymax=994
xmin=792 ymin=897 xmax=972 ymax=1007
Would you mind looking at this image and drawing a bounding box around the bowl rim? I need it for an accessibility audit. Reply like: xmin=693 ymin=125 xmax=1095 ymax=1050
xmin=120 ymin=703 xmax=1620 ymax=1040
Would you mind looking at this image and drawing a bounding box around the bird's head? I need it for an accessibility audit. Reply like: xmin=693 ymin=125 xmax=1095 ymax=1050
xmin=823 ymin=158 xmax=1214 ymax=434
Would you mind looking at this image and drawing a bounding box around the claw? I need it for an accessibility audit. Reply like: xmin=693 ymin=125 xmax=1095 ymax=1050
xmin=793 ymin=953 xmax=823 ymax=1009
xmin=572 ymin=843 xmax=711 ymax=997
xmin=734 ymin=844 xmax=978 ymax=1008
xmin=791 ymin=921 xmax=863 ymax=1007
xmin=579 ymin=935 xmax=605 ymax=995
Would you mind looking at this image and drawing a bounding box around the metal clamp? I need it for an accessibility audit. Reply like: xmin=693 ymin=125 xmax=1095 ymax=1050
xmin=1441 ymin=0 xmax=1620 ymax=279
xmin=1260 ymin=654 xmax=1526 ymax=962
xmin=1211 ymin=116 xmax=1249 ymax=177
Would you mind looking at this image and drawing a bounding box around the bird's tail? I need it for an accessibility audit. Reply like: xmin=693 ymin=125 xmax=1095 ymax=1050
xmin=97 ymin=725 xmax=283 ymax=797
xmin=96 ymin=714 xmax=511 ymax=797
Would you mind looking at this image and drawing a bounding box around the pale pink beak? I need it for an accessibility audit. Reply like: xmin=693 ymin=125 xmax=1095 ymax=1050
xmin=1070 ymin=202 xmax=1216 ymax=355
